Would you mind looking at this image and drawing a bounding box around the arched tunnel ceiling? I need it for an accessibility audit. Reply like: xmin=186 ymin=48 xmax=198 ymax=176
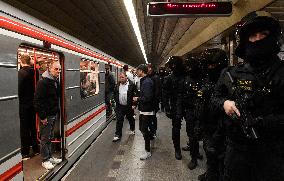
xmin=1 ymin=0 xmax=279 ymax=67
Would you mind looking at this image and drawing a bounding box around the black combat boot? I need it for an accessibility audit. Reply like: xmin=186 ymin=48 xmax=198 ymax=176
xmin=188 ymin=158 xmax=197 ymax=170
xmin=181 ymin=143 xmax=190 ymax=151
xmin=198 ymin=172 xmax=206 ymax=181
xmin=197 ymin=152 xmax=203 ymax=160
xmin=175 ymin=148 xmax=182 ymax=160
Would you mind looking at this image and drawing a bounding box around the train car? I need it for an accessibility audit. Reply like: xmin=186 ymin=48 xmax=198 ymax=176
xmin=0 ymin=2 xmax=125 ymax=180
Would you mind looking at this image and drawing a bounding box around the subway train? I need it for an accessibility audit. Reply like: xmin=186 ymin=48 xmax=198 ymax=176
xmin=0 ymin=3 xmax=124 ymax=180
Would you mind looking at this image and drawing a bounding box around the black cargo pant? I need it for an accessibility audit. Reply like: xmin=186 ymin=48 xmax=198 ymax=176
xmin=40 ymin=115 xmax=56 ymax=162
xmin=139 ymin=114 xmax=153 ymax=152
xmin=185 ymin=109 xmax=199 ymax=159
xmin=115 ymin=105 xmax=135 ymax=137
xmin=223 ymin=139 xmax=284 ymax=181
xmin=203 ymin=126 xmax=225 ymax=181
xmin=19 ymin=105 xmax=39 ymax=156
xmin=172 ymin=116 xmax=182 ymax=151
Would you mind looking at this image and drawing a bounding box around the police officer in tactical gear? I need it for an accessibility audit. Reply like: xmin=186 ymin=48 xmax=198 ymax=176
xmin=212 ymin=13 xmax=284 ymax=181
xmin=197 ymin=49 xmax=228 ymax=181
xmin=163 ymin=56 xmax=185 ymax=160
xmin=177 ymin=54 xmax=205 ymax=169
xmin=158 ymin=67 xmax=166 ymax=112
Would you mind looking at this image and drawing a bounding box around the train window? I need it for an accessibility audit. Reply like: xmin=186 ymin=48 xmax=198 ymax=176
xmin=18 ymin=47 xmax=60 ymax=74
xmin=80 ymin=59 xmax=100 ymax=98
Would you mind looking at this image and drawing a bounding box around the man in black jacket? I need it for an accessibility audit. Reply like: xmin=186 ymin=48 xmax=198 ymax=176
xmin=177 ymin=55 xmax=204 ymax=168
xmin=147 ymin=63 xmax=161 ymax=138
xmin=212 ymin=14 xmax=284 ymax=181
xmin=196 ymin=49 xmax=228 ymax=181
xmin=18 ymin=54 xmax=39 ymax=159
xmin=134 ymin=64 xmax=154 ymax=160
xmin=105 ymin=64 xmax=115 ymax=117
xmin=113 ymin=72 xmax=137 ymax=142
xmin=158 ymin=67 xmax=166 ymax=112
xmin=163 ymin=56 xmax=185 ymax=160
xmin=34 ymin=61 xmax=62 ymax=170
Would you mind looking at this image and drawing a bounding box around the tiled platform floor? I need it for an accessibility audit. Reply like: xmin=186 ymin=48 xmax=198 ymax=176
xmin=63 ymin=112 xmax=206 ymax=181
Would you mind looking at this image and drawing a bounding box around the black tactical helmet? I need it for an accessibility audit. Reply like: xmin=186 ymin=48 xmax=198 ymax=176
xmin=184 ymin=53 xmax=202 ymax=70
xmin=166 ymin=56 xmax=183 ymax=70
xmin=202 ymin=48 xmax=228 ymax=70
xmin=184 ymin=53 xmax=205 ymax=77
xmin=235 ymin=11 xmax=282 ymax=59
xmin=159 ymin=67 xmax=165 ymax=74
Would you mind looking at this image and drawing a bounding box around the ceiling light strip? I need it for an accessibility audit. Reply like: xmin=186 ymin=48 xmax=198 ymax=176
xmin=123 ymin=0 xmax=148 ymax=64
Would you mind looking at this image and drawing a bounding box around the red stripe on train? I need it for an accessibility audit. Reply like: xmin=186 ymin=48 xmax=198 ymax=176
xmin=65 ymin=106 xmax=106 ymax=137
xmin=0 ymin=16 xmax=122 ymax=67
xmin=0 ymin=162 xmax=22 ymax=181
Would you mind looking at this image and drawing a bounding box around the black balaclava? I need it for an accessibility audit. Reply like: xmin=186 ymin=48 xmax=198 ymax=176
xmin=244 ymin=34 xmax=279 ymax=68
xmin=208 ymin=66 xmax=220 ymax=82
xmin=189 ymin=63 xmax=202 ymax=79
xmin=206 ymin=50 xmax=228 ymax=82
xmin=171 ymin=61 xmax=184 ymax=75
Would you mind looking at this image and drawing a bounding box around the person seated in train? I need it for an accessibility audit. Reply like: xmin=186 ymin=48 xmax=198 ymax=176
xmin=34 ymin=61 xmax=62 ymax=170
xmin=112 ymin=72 xmax=137 ymax=142
xmin=18 ymin=53 xmax=39 ymax=160
xmin=105 ymin=64 xmax=115 ymax=117
xmin=133 ymin=64 xmax=155 ymax=160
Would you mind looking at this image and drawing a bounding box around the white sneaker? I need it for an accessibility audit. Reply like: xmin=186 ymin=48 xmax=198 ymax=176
xmin=22 ymin=155 xmax=30 ymax=161
xmin=129 ymin=130 xmax=135 ymax=135
xmin=113 ymin=136 xmax=120 ymax=142
xmin=42 ymin=161 xmax=54 ymax=170
xmin=140 ymin=151 xmax=151 ymax=160
xmin=49 ymin=157 xmax=62 ymax=164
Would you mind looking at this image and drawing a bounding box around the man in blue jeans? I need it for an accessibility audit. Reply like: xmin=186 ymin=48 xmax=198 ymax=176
xmin=34 ymin=61 xmax=62 ymax=170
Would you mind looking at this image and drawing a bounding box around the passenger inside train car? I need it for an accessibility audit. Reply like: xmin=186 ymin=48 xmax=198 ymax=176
xmin=105 ymin=64 xmax=116 ymax=117
xmin=17 ymin=46 xmax=64 ymax=177
xmin=18 ymin=53 xmax=39 ymax=160
xmin=34 ymin=60 xmax=62 ymax=170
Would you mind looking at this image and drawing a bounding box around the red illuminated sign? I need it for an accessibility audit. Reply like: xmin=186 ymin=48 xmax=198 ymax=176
xmin=147 ymin=2 xmax=232 ymax=17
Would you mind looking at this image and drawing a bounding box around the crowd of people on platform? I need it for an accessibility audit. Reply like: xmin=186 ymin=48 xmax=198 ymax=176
xmin=17 ymin=13 xmax=284 ymax=180
xmin=108 ymin=14 xmax=284 ymax=181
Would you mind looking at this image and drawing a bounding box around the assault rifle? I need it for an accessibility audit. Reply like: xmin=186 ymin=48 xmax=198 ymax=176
xmin=226 ymin=71 xmax=259 ymax=139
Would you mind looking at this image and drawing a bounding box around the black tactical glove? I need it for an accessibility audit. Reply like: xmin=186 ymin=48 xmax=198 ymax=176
xmin=273 ymin=76 xmax=284 ymax=87
xmin=166 ymin=112 xmax=172 ymax=119
xmin=255 ymin=114 xmax=279 ymax=128
xmin=241 ymin=116 xmax=263 ymax=127
xmin=176 ymin=114 xmax=182 ymax=121
xmin=194 ymin=126 xmax=203 ymax=140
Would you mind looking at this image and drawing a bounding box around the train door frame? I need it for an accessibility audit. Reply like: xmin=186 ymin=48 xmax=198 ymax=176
xmin=17 ymin=44 xmax=66 ymax=176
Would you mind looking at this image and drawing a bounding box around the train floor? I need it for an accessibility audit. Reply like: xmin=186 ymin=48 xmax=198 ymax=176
xmin=23 ymin=151 xmax=61 ymax=180
xmin=62 ymin=111 xmax=206 ymax=181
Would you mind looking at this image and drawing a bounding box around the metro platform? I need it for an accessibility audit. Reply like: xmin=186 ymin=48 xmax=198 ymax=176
xmin=61 ymin=111 xmax=206 ymax=181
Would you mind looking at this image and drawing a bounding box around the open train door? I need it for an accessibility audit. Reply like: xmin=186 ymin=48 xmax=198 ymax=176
xmin=17 ymin=45 xmax=66 ymax=180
